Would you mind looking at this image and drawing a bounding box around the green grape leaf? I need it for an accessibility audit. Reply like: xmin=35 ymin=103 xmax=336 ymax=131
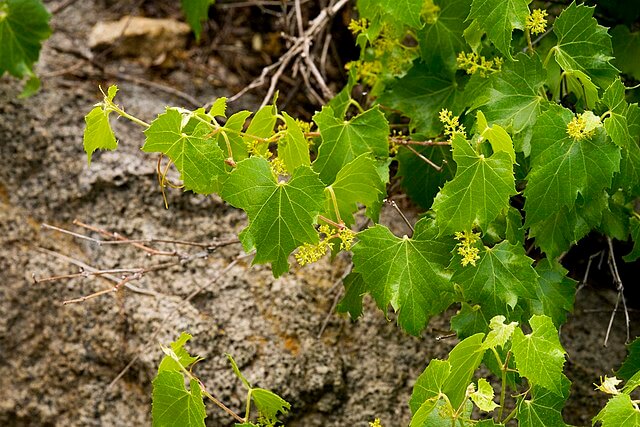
xmin=530 ymin=259 xmax=576 ymax=327
xmin=360 ymin=0 xmax=423 ymax=29
xmin=551 ymin=2 xmax=617 ymax=89
xmin=244 ymin=104 xmax=277 ymax=157
xmin=467 ymin=0 xmax=530 ymax=59
xmin=0 ymin=0 xmax=51 ymax=78
xmin=208 ymin=97 xmax=227 ymax=118
xmin=324 ymin=154 xmax=386 ymax=226
xmin=221 ymin=110 xmax=252 ymax=161
xmin=143 ymin=108 xmax=227 ymax=194
xmin=524 ymin=105 xmax=621 ymax=227
xmin=416 ymin=0 xmax=471 ymax=70
xmin=158 ymin=332 xmax=199 ymax=373
xmin=251 ymin=388 xmax=291 ymax=424
xmin=476 ymin=110 xmax=516 ymax=164
xmin=378 ymin=63 xmax=460 ymax=136
xmin=474 ymin=53 xmax=547 ymax=151
xmin=336 ymin=272 xmax=367 ymax=319
xmin=614 ymin=102 xmax=640 ymax=195
xmin=593 ymin=394 xmax=640 ymax=427
xmin=351 ymin=218 xmax=456 ymax=335
xmin=623 ymin=371 xmax=640 ymax=395
xmin=624 ymin=217 xmax=640 ymax=263
xmin=470 ymin=378 xmax=499 ymax=412
xmin=180 ymin=0 xmax=214 ymax=41
xmin=279 ymin=112 xmax=311 ymax=174
xmin=327 ymin=68 xmax=357 ymax=119
xmin=221 ymin=157 xmax=325 ymax=277
xmin=152 ymin=371 xmax=206 ymax=427
xmin=563 ymin=69 xmax=599 ymax=110
xmin=432 ymin=134 xmax=516 ymax=235
xmin=84 ymin=86 xmax=119 ymax=164
xmin=512 ymin=315 xmax=566 ymax=394
xmin=396 ymin=144 xmax=455 ymax=210
xmin=527 ymin=206 xmax=576 ymax=259
xmin=611 ymin=25 xmax=640 ymax=81
xmin=482 ymin=315 xmax=517 ymax=350
xmin=602 ymin=79 xmax=631 ymax=148
xmin=452 ymin=241 xmax=538 ymax=318
xmin=410 ymin=359 xmax=452 ymax=413
xmin=313 ymin=106 xmax=389 ymax=184
xmin=443 ymin=333 xmax=486 ymax=409
xmin=516 ymin=377 xmax=571 ymax=427
xmin=451 ymin=303 xmax=490 ymax=339
xmin=226 ymin=353 xmax=251 ymax=389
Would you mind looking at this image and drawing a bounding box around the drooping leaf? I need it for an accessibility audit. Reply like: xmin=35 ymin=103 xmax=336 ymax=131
xmin=0 ymin=0 xmax=51 ymax=79
xmin=467 ymin=0 xmax=531 ymax=59
xmin=416 ymin=0 xmax=471 ymax=70
xmin=324 ymin=154 xmax=387 ymax=226
xmin=512 ymin=315 xmax=566 ymax=395
xmin=221 ymin=157 xmax=325 ymax=277
xmin=313 ymin=106 xmax=389 ymax=184
xmin=432 ymin=134 xmax=516 ymax=235
xmin=152 ymin=371 xmax=206 ymax=427
xmin=516 ymin=377 xmax=571 ymax=427
xmin=452 ymin=241 xmax=538 ymax=319
xmin=624 ymin=217 xmax=640 ymax=263
xmin=180 ymin=0 xmax=215 ymax=41
xmin=84 ymin=85 xmax=119 ymax=164
xmin=593 ymin=394 xmax=640 ymax=427
xmin=476 ymin=110 xmax=516 ymax=164
xmin=378 ymin=63 xmax=461 ymax=136
xmin=351 ymin=218 xmax=456 ymax=335
xmin=143 ymin=108 xmax=227 ymax=194
xmin=529 ymin=259 xmax=576 ymax=327
xmin=618 ymin=337 xmax=640 ymax=381
xmin=551 ymin=2 xmax=617 ymax=89
xmin=251 ymin=388 xmax=291 ymax=424
xmin=470 ymin=378 xmax=499 ymax=412
xmin=563 ymin=69 xmax=599 ymax=110
xmin=158 ymin=332 xmax=199 ymax=373
xmin=336 ymin=272 xmax=367 ymax=319
xmin=279 ymin=112 xmax=310 ymax=174
xmin=451 ymin=303 xmax=491 ymax=338
xmin=524 ymin=105 xmax=621 ymax=227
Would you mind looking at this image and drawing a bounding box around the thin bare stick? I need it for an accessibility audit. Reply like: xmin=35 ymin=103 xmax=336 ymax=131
xmin=63 ymin=275 xmax=138 ymax=305
xmin=107 ymin=253 xmax=251 ymax=389
xmin=576 ymin=250 xmax=604 ymax=295
xmin=604 ymin=291 xmax=621 ymax=348
xmin=404 ymin=145 xmax=443 ymax=171
xmin=33 ymin=268 xmax=143 ymax=284
xmin=384 ymin=199 xmax=414 ymax=233
xmin=392 ymin=136 xmax=451 ymax=147
xmin=606 ymin=237 xmax=630 ymax=344
xmin=317 ymin=264 xmax=353 ymax=338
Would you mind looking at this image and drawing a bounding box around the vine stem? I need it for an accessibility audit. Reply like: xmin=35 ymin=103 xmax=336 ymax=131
xmin=108 ymin=103 xmax=150 ymax=128
xmin=318 ymin=214 xmax=345 ymax=230
xmin=326 ymin=186 xmax=343 ymax=224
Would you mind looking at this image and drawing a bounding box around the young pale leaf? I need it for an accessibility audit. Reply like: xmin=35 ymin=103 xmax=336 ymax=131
xmin=551 ymin=2 xmax=617 ymax=89
xmin=416 ymin=0 xmax=471 ymax=70
xmin=143 ymin=108 xmax=227 ymax=194
xmin=443 ymin=333 xmax=486 ymax=409
xmin=602 ymin=79 xmax=632 ymax=148
xmin=279 ymin=112 xmax=310 ymax=174
xmin=221 ymin=157 xmax=325 ymax=277
xmin=512 ymin=315 xmax=566 ymax=395
xmin=220 ymin=110 xmax=252 ymax=161
xmin=524 ymin=106 xmax=621 ymax=227
xmin=251 ymin=388 xmax=291 ymax=424
xmin=324 ymin=154 xmax=386 ymax=226
xmin=152 ymin=371 xmax=206 ymax=427
xmin=470 ymin=378 xmax=499 ymax=412
xmin=180 ymin=0 xmax=214 ymax=41
xmin=351 ymin=218 xmax=455 ymax=335
xmin=158 ymin=332 xmax=199 ymax=373
xmin=482 ymin=315 xmax=517 ymax=350
xmin=0 ymin=0 xmax=51 ymax=79
xmin=378 ymin=63 xmax=460 ymax=136
xmin=243 ymin=104 xmax=277 ymax=157
xmin=452 ymin=241 xmax=538 ymax=319
xmin=432 ymin=135 xmax=515 ymax=235
xmin=476 ymin=111 xmax=516 ymax=164
xmin=467 ymin=0 xmax=531 ymax=59
xmin=516 ymin=378 xmax=571 ymax=427
xmin=530 ymin=260 xmax=576 ymax=327
xmin=313 ymin=106 xmax=389 ymax=184
xmin=474 ymin=53 xmax=547 ymax=151
xmin=84 ymin=86 xmax=119 ymax=164
xmin=593 ymin=394 xmax=640 ymax=427
xmin=208 ymin=97 xmax=227 ymax=118
xmin=624 ymin=217 xmax=640 ymax=263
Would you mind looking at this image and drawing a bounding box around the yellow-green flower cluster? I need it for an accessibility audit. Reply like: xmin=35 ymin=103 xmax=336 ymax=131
xmin=369 ymin=419 xmax=384 ymax=427
xmin=566 ymin=111 xmax=601 ymax=141
xmin=421 ymin=0 xmax=440 ymax=24
xmin=526 ymin=9 xmax=548 ymax=36
xmin=294 ymin=225 xmax=356 ymax=266
xmin=439 ymin=109 xmax=467 ymax=140
xmin=457 ymin=52 xmax=503 ymax=77
xmin=338 ymin=227 xmax=355 ymax=251
xmin=348 ymin=18 xmax=369 ymax=36
xmin=270 ymin=157 xmax=287 ymax=177
xmin=455 ymin=230 xmax=481 ymax=267
xmin=345 ymin=60 xmax=383 ymax=88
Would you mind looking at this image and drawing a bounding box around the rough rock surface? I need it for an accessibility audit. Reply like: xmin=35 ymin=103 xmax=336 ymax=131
xmin=0 ymin=1 xmax=638 ymax=427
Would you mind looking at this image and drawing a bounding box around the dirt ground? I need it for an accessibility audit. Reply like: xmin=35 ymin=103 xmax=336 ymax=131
xmin=1 ymin=1 xmax=638 ymax=426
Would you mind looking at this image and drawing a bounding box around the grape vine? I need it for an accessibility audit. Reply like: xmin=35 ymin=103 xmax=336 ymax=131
xmin=76 ymin=0 xmax=640 ymax=425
